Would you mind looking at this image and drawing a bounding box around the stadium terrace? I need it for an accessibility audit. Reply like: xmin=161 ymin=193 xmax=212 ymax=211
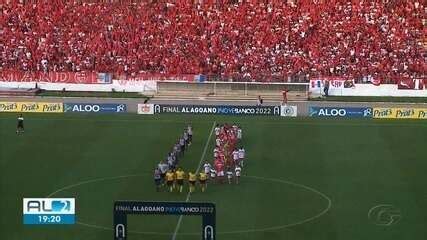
xmin=1 ymin=1 xmax=427 ymax=240
xmin=1 ymin=1 xmax=425 ymax=83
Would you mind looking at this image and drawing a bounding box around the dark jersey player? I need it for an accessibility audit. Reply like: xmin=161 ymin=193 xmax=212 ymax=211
xmin=154 ymin=168 xmax=162 ymax=192
xmin=16 ymin=114 xmax=24 ymax=134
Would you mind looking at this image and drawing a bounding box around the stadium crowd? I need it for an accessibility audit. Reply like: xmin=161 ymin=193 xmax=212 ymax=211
xmin=1 ymin=1 xmax=425 ymax=82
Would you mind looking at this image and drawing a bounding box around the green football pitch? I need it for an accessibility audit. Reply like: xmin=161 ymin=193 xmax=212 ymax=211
xmin=1 ymin=113 xmax=426 ymax=240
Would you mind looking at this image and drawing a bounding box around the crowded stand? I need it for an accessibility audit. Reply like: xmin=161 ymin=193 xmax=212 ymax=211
xmin=1 ymin=1 xmax=425 ymax=83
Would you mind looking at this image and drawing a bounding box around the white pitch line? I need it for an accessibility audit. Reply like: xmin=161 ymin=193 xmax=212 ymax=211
xmin=1 ymin=117 xmax=426 ymax=128
xmin=171 ymin=121 xmax=216 ymax=240
xmin=48 ymin=173 xmax=332 ymax=236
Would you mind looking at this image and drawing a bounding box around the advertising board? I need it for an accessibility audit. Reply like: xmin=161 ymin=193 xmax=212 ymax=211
xmin=0 ymin=102 xmax=63 ymax=113
xmin=373 ymin=108 xmax=427 ymax=119
xmin=64 ymin=103 xmax=127 ymax=113
xmin=309 ymin=107 xmax=372 ymax=118
xmin=153 ymin=105 xmax=281 ymax=116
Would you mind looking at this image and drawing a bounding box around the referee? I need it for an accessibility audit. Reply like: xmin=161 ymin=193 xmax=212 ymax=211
xmin=16 ymin=114 xmax=24 ymax=134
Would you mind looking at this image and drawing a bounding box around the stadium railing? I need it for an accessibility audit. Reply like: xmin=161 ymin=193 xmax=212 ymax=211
xmin=156 ymin=81 xmax=309 ymax=101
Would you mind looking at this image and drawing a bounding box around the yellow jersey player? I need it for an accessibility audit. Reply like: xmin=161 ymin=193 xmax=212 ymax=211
xmin=165 ymin=170 xmax=175 ymax=192
xmin=175 ymin=168 xmax=185 ymax=193
xmin=199 ymin=172 xmax=208 ymax=192
xmin=188 ymin=172 xmax=197 ymax=193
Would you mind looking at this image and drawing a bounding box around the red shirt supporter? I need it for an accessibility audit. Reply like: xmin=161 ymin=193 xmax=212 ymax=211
xmin=215 ymin=161 xmax=224 ymax=173
xmin=0 ymin=1 xmax=424 ymax=81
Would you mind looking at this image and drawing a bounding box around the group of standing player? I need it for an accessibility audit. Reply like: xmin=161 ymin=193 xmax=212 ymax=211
xmin=154 ymin=124 xmax=207 ymax=193
xmin=163 ymin=167 xmax=208 ymax=193
xmin=203 ymin=123 xmax=245 ymax=185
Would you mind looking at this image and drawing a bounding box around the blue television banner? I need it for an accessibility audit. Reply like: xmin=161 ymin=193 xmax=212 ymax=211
xmin=154 ymin=104 xmax=281 ymax=116
xmin=64 ymin=103 xmax=126 ymax=113
xmin=23 ymin=214 xmax=75 ymax=225
xmin=309 ymin=107 xmax=372 ymax=118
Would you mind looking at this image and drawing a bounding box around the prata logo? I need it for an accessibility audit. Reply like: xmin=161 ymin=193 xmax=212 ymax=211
xmin=23 ymin=198 xmax=75 ymax=214
xmin=373 ymin=108 xmax=393 ymax=118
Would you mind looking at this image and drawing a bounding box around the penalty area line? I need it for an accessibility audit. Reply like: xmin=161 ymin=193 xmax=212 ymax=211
xmin=171 ymin=121 xmax=216 ymax=240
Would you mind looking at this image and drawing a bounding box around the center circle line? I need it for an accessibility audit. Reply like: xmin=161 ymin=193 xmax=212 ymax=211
xmin=46 ymin=174 xmax=332 ymax=235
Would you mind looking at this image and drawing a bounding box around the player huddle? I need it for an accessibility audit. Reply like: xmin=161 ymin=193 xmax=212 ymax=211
xmin=204 ymin=123 xmax=245 ymax=184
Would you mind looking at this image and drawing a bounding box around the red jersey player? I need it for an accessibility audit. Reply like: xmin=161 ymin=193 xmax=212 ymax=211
xmin=282 ymin=88 xmax=288 ymax=105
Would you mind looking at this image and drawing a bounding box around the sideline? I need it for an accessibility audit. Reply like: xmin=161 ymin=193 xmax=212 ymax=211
xmin=1 ymin=116 xmax=426 ymax=128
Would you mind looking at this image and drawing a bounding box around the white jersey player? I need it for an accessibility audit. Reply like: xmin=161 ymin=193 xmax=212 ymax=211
xmin=213 ymin=147 xmax=219 ymax=158
xmin=237 ymin=128 xmax=242 ymax=139
xmin=167 ymin=155 xmax=174 ymax=169
xmin=232 ymin=124 xmax=238 ymax=132
xmin=235 ymin=166 xmax=241 ymax=184
xmin=226 ymin=168 xmax=233 ymax=184
xmin=210 ymin=168 xmax=217 ymax=182
xmin=217 ymin=168 xmax=224 ymax=176
xmin=214 ymin=125 xmax=220 ymax=136
xmin=215 ymin=138 xmax=221 ymax=147
xmin=232 ymin=149 xmax=240 ymax=165
xmin=203 ymin=162 xmax=212 ymax=175
xmin=158 ymin=161 xmax=169 ymax=182
xmin=238 ymin=147 xmax=245 ymax=167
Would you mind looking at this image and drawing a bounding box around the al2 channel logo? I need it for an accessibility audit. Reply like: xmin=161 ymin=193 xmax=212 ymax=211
xmin=64 ymin=103 xmax=127 ymax=113
xmin=23 ymin=198 xmax=75 ymax=225
xmin=309 ymin=107 xmax=372 ymax=118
